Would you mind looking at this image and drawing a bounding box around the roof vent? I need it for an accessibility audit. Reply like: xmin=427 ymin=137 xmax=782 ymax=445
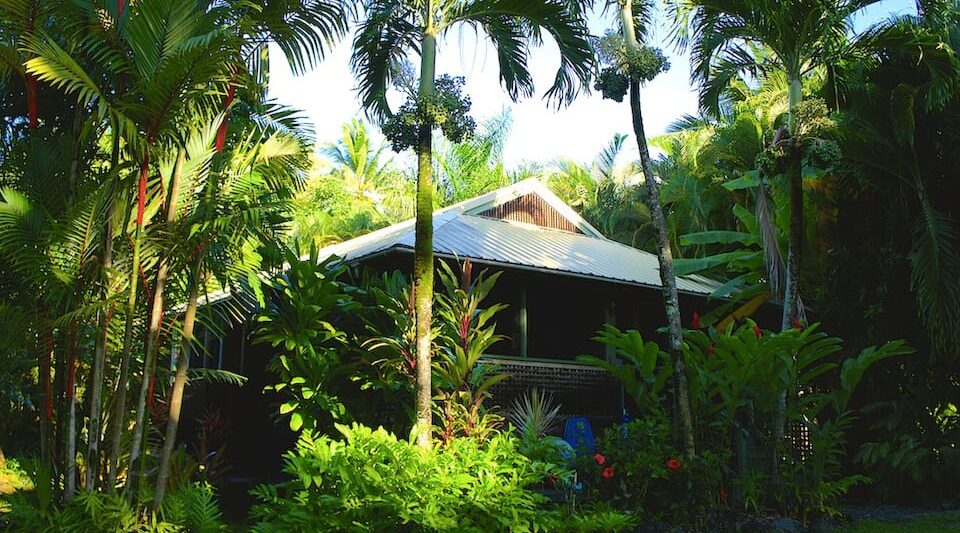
xmin=477 ymin=192 xmax=582 ymax=233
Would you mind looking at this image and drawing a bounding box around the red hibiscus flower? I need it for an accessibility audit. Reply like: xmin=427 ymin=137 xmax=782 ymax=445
xmin=667 ymin=458 xmax=682 ymax=471
xmin=791 ymin=316 xmax=803 ymax=330
xmin=753 ymin=324 xmax=762 ymax=339
xmin=692 ymin=311 xmax=701 ymax=329
xmin=593 ymin=453 xmax=606 ymax=465
xmin=601 ymin=466 xmax=615 ymax=479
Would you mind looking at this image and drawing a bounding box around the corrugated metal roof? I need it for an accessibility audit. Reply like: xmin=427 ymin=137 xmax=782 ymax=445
xmin=199 ymin=179 xmax=722 ymax=306
xmin=315 ymin=179 xmax=721 ymax=295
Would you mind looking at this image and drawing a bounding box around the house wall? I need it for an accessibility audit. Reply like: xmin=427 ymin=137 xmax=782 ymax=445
xmin=184 ymin=250 xmax=779 ymax=487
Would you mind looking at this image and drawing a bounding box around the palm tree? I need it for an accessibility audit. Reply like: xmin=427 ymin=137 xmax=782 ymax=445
xmin=151 ymin=117 xmax=311 ymax=508
xmin=669 ymin=0 xmax=926 ymax=471
xmin=589 ymin=0 xmax=695 ymax=457
xmin=24 ymin=0 xmax=234 ymax=491
xmin=434 ymin=111 xmax=514 ymax=205
xmin=321 ymin=119 xmax=394 ymax=208
xmin=548 ymin=133 xmax=659 ymax=246
xmin=672 ymin=0 xmax=892 ymax=331
xmin=350 ymin=0 xmax=592 ymax=447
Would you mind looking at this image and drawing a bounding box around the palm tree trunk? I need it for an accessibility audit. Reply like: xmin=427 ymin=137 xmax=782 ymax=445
xmin=126 ymin=148 xmax=185 ymax=496
xmin=413 ymin=27 xmax=437 ymax=450
xmin=152 ymin=258 xmax=201 ymax=510
xmin=780 ymin=77 xmax=803 ymax=331
xmin=773 ymin=76 xmax=803 ymax=488
xmin=106 ymin=234 xmax=140 ymax=491
xmin=107 ymin=158 xmax=149 ymax=491
xmin=64 ymin=325 xmax=79 ymax=500
xmin=39 ymin=323 xmax=53 ymax=469
xmin=86 ymin=130 xmax=119 ymax=492
xmin=621 ymin=0 xmax=695 ymax=459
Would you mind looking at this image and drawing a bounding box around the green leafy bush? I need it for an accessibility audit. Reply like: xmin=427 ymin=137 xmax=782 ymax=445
xmin=574 ymin=415 xmax=727 ymax=527
xmin=250 ymin=423 xmax=580 ymax=532
xmin=254 ymin=246 xmax=361 ymax=432
xmin=1 ymin=475 xmax=225 ymax=533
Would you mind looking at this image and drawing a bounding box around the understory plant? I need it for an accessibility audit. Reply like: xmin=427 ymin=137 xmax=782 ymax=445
xmin=432 ymin=260 xmax=508 ymax=443
xmin=249 ymin=424 xmax=574 ymax=532
xmin=364 ymin=260 xmax=509 ymax=442
xmin=682 ymin=321 xmax=913 ymax=521
xmin=579 ymin=321 xmax=911 ymax=524
xmin=1 ymin=469 xmax=225 ymax=533
xmin=254 ymin=245 xmax=362 ymax=433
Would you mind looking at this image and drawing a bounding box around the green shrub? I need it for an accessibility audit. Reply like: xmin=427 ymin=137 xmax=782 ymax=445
xmin=574 ymin=415 xmax=727 ymax=526
xmin=0 ymin=476 xmax=225 ymax=533
xmin=250 ymin=423 xmax=581 ymax=532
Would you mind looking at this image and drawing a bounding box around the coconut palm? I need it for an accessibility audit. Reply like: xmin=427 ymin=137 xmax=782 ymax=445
xmin=321 ymin=119 xmax=394 ymax=207
xmin=350 ymin=0 xmax=592 ymax=447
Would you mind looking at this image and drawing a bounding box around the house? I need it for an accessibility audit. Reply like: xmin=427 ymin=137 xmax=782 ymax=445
xmin=185 ymin=178 xmax=740 ymax=483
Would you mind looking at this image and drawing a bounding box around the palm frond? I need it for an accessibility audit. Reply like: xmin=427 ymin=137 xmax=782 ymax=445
xmin=448 ymin=0 xmax=593 ymax=107
xmin=910 ymin=207 xmax=960 ymax=356
xmin=350 ymin=0 xmax=420 ymax=121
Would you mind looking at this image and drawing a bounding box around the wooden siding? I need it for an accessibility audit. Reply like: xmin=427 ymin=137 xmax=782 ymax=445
xmin=478 ymin=193 xmax=581 ymax=233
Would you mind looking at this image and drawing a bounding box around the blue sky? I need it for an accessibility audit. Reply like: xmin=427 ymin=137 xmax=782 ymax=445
xmin=267 ymin=0 xmax=916 ymax=169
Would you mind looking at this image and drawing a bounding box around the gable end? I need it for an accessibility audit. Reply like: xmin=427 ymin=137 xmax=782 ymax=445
xmin=478 ymin=192 xmax=582 ymax=233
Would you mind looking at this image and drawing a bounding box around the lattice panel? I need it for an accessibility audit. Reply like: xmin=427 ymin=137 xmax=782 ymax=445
xmin=484 ymin=358 xmax=621 ymax=429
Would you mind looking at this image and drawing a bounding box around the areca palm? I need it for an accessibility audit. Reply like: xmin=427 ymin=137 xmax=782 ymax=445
xmin=350 ymin=0 xmax=592 ymax=447
xmin=151 ymin=115 xmax=310 ymax=508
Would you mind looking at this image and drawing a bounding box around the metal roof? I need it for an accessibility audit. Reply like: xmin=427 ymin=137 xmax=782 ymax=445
xmin=314 ymin=178 xmax=721 ymax=295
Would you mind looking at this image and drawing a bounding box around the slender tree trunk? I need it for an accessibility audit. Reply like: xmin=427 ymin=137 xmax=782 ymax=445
xmin=620 ymin=0 xmax=695 ymax=459
xmin=780 ymin=77 xmax=803 ymax=331
xmin=64 ymin=324 xmax=80 ymax=500
xmin=86 ymin=133 xmax=118 ymax=492
xmin=126 ymin=149 xmax=185 ymax=494
xmin=773 ymin=77 xmax=804 ymax=479
xmin=107 ymin=157 xmax=149 ymax=491
xmin=152 ymin=259 xmax=201 ymax=510
xmin=413 ymin=27 xmax=437 ymax=449
xmin=39 ymin=325 xmax=54 ymax=469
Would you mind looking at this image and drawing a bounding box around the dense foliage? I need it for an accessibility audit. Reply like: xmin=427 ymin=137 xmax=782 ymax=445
xmin=1 ymin=0 xmax=958 ymax=529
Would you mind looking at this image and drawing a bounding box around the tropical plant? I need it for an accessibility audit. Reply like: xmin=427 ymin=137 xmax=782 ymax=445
xmin=249 ymin=423 xmax=562 ymax=532
xmin=682 ymin=321 xmax=913 ymax=519
xmin=507 ymin=388 xmax=563 ymax=441
xmin=1 ymin=475 xmax=226 ymax=532
xmin=434 ymin=111 xmax=516 ymax=205
xmin=350 ymin=0 xmax=593 ymax=447
xmin=254 ymin=246 xmax=361 ymax=433
xmin=578 ymin=325 xmax=672 ymax=413
xmin=432 ymin=260 xmax=508 ymax=444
